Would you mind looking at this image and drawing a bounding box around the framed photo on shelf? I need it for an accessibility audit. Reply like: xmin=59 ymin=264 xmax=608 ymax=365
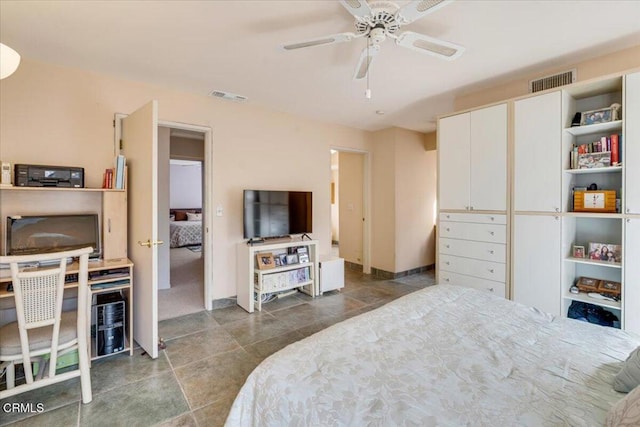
xmin=297 ymin=246 xmax=309 ymax=263
xmin=277 ymin=253 xmax=287 ymax=266
xmin=256 ymin=252 xmax=275 ymax=270
xmin=572 ymin=245 xmax=585 ymax=259
xmin=286 ymin=254 xmax=299 ymax=265
xmin=588 ymin=242 xmax=621 ymax=263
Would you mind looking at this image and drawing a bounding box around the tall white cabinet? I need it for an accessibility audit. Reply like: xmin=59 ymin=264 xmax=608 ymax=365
xmin=439 ymin=103 xmax=507 ymax=212
xmin=438 ymin=103 xmax=508 ymax=297
xmin=438 ymin=69 xmax=640 ymax=333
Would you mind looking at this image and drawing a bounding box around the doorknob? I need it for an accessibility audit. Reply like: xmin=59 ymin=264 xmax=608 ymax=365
xmin=138 ymin=239 xmax=165 ymax=247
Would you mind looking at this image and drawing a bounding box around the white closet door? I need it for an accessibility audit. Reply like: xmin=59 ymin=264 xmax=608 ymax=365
xmin=514 ymin=92 xmax=562 ymax=213
xmin=625 ymin=72 xmax=640 ymax=214
xmin=624 ymin=218 xmax=640 ymax=334
xmin=470 ymin=104 xmax=507 ymax=211
xmin=513 ymin=215 xmax=561 ymax=316
xmin=439 ymin=113 xmax=470 ymax=211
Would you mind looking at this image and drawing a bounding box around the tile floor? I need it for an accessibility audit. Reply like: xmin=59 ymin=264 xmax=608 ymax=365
xmin=0 ymin=269 xmax=436 ymax=427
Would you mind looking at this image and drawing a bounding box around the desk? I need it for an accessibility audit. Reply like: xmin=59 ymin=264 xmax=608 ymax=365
xmin=0 ymin=258 xmax=134 ymax=361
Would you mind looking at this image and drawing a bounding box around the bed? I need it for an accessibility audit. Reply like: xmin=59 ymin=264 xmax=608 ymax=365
xmin=226 ymin=284 xmax=640 ymax=426
xmin=169 ymin=209 xmax=202 ymax=248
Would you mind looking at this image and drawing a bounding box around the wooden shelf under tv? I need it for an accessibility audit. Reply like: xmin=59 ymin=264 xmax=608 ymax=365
xmin=0 ymin=186 xmax=125 ymax=192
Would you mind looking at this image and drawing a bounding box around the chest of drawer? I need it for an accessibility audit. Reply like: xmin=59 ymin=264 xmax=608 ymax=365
xmin=439 ymin=238 xmax=505 ymax=263
xmin=439 ymin=221 xmax=506 ymax=244
xmin=438 ymin=271 xmax=505 ymax=298
xmin=439 ymin=254 xmax=506 ymax=282
xmin=439 ymin=212 xmax=506 ymax=225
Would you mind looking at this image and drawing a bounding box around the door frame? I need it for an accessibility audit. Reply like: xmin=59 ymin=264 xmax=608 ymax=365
xmin=329 ymin=146 xmax=371 ymax=274
xmin=115 ymin=116 xmax=214 ymax=310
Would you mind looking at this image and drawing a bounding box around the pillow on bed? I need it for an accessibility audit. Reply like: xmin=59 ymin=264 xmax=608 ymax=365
xmin=174 ymin=211 xmax=187 ymax=221
xmin=606 ymin=385 xmax=640 ymax=426
xmin=186 ymin=212 xmax=202 ymax=221
xmin=614 ymin=347 xmax=640 ymax=393
xmin=169 ymin=214 xmax=175 ymax=221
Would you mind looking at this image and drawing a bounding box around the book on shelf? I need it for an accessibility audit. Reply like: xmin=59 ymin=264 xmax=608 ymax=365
xmin=115 ymin=154 xmax=126 ymax=190
xmin=102 ymin=168 xmax=115 ymax=189
xmin=569 ymin=133 xmax=621 ymax=169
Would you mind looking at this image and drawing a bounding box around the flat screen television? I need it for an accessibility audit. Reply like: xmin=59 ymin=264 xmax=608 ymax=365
xmin=5 ymin=214 xmax=100 ymax=258
xmin=243 ymin=190 xmax=312 ymax=239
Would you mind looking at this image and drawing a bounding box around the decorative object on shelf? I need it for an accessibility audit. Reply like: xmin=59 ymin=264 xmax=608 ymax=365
xmin=286 ymin=254 xmax=299 ymax=265
xmin=576 ymin=276 xmax=601 ymax=293
xmin=573 ymin=190 xmax=617 ymax=213
xmin=597 ymin=280 xmax=621 ymax=298
xmin=297 ymin=247 xmax=309 ymax=263
xmin=570 ymin=285 xmax=580 ymax=294
xmin=588 ymin=242 xmax=621 ymax=262
xmin=571 ymin=112 xmax=582 ymax=127
xmin=277 ymin=253 xmax=287 ymax=266
xmin=256 ymin=252 xmax=275 ymax=270
xmin=580 ymin=104 xmax=620 ymax=126
xmin=572 ymin=245 xmax=585 ymax=258
xmin=0 ymin=161 xmax=11 ymax=186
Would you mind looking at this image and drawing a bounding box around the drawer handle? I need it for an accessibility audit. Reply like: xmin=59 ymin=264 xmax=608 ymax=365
xmin=555 ymin=207 xmax=560 ymax=213
xmin=488 ymin=250 xmax=494 ymax=254
xmin=446 ymin=215 xmax=450 ymax=219
xmin=445 ymin=244 xmax=450 ymax=248
xmin=446 ymin=227 xmax=450 ymax=232
xmin=489 ymin=217 xmax=494 ymax=221
xmin=489 ymin=268 xmax=494 ymax=273
xmin=444 ymin=278 xmax=450 ymax=282
xmin=488 ymin=287 xmax=494 ymax=292
xmin=489 ymin=231 xmax=495 ymax=236
xmin=445 ymin=261 xmax=450 ymax=265
xmin=469 ymin=206 xmax=474 ymax=211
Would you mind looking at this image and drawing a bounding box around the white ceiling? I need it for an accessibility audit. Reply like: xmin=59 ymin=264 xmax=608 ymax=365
xmin=1 ymin=0 xmax=639 ymax=132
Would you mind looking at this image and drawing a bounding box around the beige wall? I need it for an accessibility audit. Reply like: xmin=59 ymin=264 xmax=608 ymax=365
xmin=371 ymin=128 xmax=397 ymax=273
xmin=455 ymin=45 xmax=640 ymax=111
xmin=170 ymin=136 xmax=204 ymax=160
xmin=395 ymin=130 xmax=437 ymax=272
xmin=338 ymin=152 xmax=364 ymax=265
xmin=0 ymin=59 xmax=372 ymax=300
xmin=330 ymin=151 xmax=339 ymax=242
xmin=371 ymin=128 xmax=436 ymax=273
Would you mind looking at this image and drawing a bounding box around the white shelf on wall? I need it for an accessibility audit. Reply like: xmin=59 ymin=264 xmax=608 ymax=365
xmin=564 ymin=166 xmax=622 ymax=175
xmin=564 ymin=257 xmax=621 ymax=269
xmin=564 ymin=120 xmax=622 ymax=136
xmin=563 ymin=293 xmax=621 ymax=311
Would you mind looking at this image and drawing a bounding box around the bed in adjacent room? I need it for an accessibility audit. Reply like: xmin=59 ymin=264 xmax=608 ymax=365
xmin=226 ymin=285 xmax=640 ymax=426
xmin=169 ymin=209 xmax=202 ymax=248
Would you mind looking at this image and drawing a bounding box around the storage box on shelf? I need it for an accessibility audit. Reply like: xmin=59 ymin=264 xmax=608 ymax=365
xmin=236 ymin=239 xmax=319 ymax=313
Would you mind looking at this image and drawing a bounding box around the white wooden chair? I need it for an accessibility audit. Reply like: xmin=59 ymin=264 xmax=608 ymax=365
xmin=0 ymin=247 xmax=93 ymax=403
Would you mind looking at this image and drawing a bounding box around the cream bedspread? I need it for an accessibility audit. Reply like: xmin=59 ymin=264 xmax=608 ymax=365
xmin=226 ymin=285 xmax=639 ymax=426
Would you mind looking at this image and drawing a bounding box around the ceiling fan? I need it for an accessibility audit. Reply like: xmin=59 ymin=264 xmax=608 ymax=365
xmin=282 ymin=0 xmax=465 ymax=81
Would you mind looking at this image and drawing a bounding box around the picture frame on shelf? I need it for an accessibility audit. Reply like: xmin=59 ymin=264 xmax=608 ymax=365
xmin=576 ymin=276 xmax=601 ymax=293
xmin=588 ymin=242 xmax=621 ymax=263
xmin=572 ymin=245 xmax=585 ymax=259
xmin=277 ymin=253 xmax=287 ymax=266
xmin=274 ymin=257 xmax=281 ymax=267
xmin=297 ymin=246 xmax=309 ymax=263
xmin=580 ymin=106 xmax=619 ymax=126
xmin=286 ymin=254 xmax=299 ymax=265
xmin=256 ymin=252 xmax=275 ymax=270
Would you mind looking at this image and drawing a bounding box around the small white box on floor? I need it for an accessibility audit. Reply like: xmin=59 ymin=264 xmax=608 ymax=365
xmin=319 ymin=256 xmax=344 ymax=295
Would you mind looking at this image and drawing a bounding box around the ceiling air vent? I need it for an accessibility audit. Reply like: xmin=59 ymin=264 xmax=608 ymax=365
xmin=208 ymin=90 xmax=248 ymax=102
xmin=529 ymin=69 xmax=576 ymax=93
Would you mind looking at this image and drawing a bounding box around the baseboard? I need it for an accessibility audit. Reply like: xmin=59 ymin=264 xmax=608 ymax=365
xmin=344 ymin=261 xmax=363 ymax=272
xmin=371 ymin=264 xmax=435 ymax=280
xmin=210 ymin=297 xmax=237 ymax=310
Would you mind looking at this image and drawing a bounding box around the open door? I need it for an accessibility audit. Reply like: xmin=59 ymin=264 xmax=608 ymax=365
xmin=122 ymin=101 xmax=160 ymax=359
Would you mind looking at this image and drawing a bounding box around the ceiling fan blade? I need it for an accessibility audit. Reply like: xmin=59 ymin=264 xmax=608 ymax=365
xmin=339 ymin=0 xmax=373 ymax=20
xmin=396 ymin=0 xmax=453 ymax=24
xmin=396 ymin=31 xmax=464 ymax=60
xmin=282 ymin=32 xmax=356 ymax=50
xmin=353 ymin=44 xmax=380 ymax=80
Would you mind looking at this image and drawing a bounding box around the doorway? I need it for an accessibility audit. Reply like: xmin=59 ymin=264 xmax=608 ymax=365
xmin=330 ymin=148 xmax=369 ymax=273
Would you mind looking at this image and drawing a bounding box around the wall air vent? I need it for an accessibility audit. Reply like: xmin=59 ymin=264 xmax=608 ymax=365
xmin=529 ymin=69 xmax=576 ymax=93
xmin=208 ymin=90 xmax=248 ymax=102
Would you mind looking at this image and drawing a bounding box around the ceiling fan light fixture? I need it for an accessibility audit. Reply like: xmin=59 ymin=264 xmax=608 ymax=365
xmin=0 ymin=43 xmax=21 ymax=79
